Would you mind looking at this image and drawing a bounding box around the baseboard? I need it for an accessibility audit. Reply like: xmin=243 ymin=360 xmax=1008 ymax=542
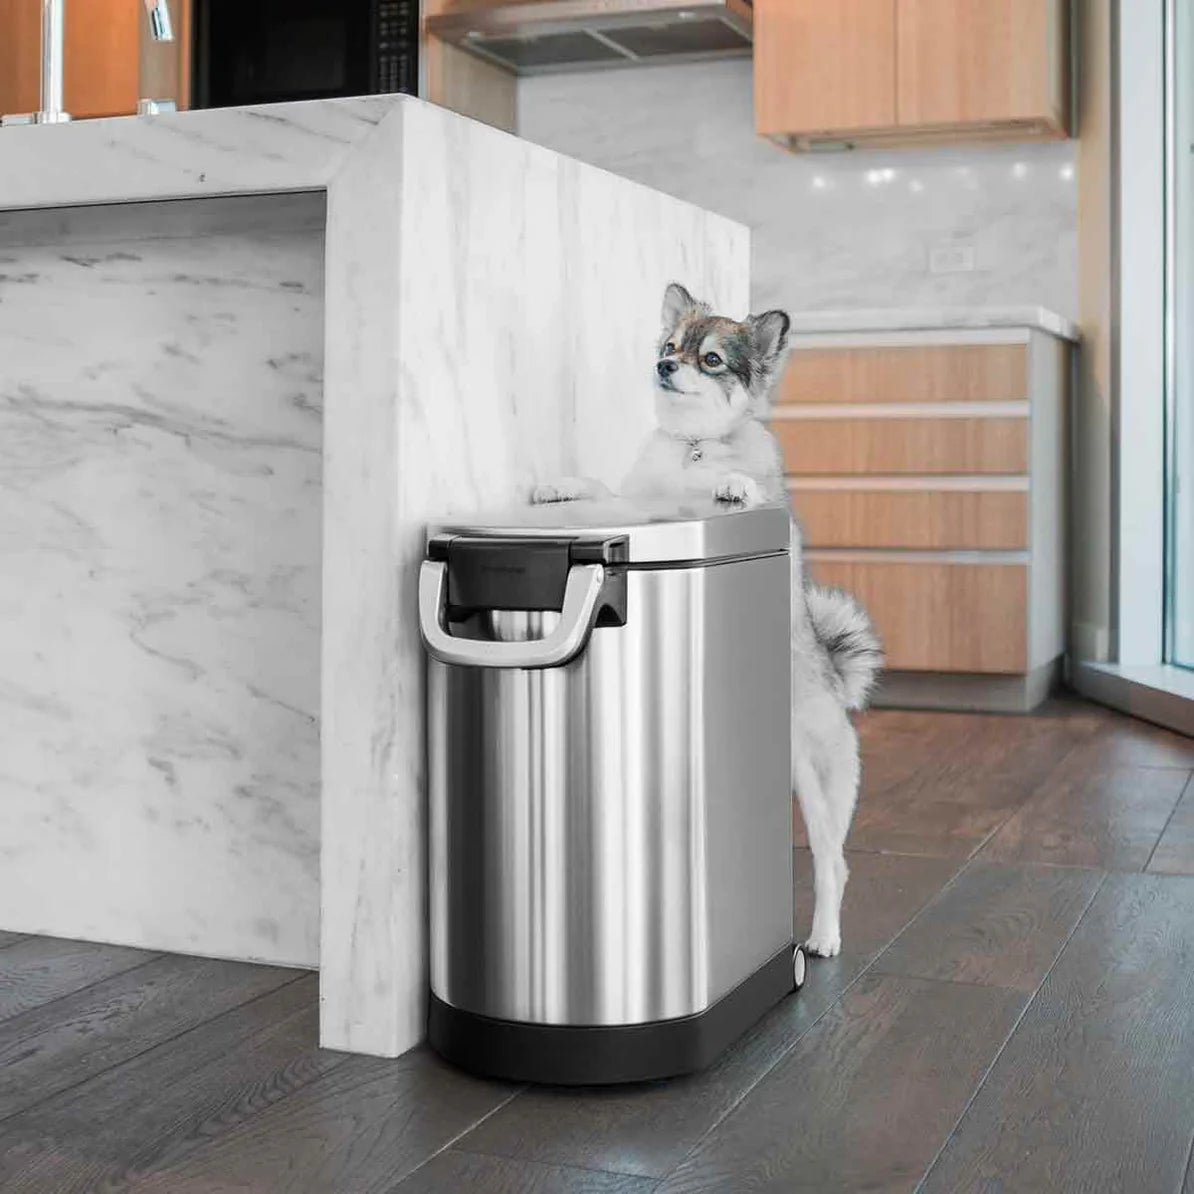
xmin=870 ymin=659 xmax=1062 ymax=714
xmin=1069 ymin=661 xmax=1194 ymax=737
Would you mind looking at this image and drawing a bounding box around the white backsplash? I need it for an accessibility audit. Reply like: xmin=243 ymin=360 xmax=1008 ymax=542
xmin=518 ymin=59 xmax=1078 ymax=321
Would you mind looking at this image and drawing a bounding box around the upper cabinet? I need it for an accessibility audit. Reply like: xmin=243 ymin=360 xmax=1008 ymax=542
xmin=754 ymin=0 xmax=896 ymax=136
xmin=756 ymin=0 xmax=1069 ymax=151
xmin=897 ymin=0 xmax=1068 ymax=131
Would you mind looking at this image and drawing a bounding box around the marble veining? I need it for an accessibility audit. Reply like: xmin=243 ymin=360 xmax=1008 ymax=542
xmin=0 ymin=96 xmax=749 ymax=1058
xmin=0 ymin=194 xmax=326 ymax=966
xmin=518 ymin=59 xmax=1078 ymax=322
xmin=319 ymin=99 xmax=747 ymax=1056
xmin=0 ymin=97 xmax=395 ymax=210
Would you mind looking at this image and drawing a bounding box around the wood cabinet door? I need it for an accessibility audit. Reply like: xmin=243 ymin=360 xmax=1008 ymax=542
xmin=0 ymin=0 xmax=140 ymax=119
xmin=896 ymin=0 xmax=1066 ymax=131
xmin=754 ymin=0 xmax=897 ymax=137
xmin=806 ymin=559 xmax=1029 ymax=673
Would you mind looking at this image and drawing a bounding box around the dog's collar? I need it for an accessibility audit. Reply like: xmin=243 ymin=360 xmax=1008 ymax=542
xmin=669 ymin=433 xmax=721 ymax=463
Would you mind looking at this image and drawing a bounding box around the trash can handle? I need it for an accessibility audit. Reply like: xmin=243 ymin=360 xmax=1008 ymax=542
xmin=418 ymin=559 xmax=607 ymax=670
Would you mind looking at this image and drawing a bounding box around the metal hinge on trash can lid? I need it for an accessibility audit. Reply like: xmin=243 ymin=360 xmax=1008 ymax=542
xmin=427 ymin=534 xmax=629 ymax=627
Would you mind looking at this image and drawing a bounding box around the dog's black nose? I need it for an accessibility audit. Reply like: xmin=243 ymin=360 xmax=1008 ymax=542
xmin=657 ymin=359 xmax=679 ymax=378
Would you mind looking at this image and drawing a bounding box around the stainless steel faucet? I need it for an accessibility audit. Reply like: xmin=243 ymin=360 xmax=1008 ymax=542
xmin=0 ymin=0 xmax=72 ymax=125
xmin=37 ymin=0 xmax=69 ymax=123
xmin=2 ymin=0 xmax=177 ymax=126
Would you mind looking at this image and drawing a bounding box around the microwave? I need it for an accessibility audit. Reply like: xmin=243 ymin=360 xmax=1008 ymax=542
xmin=192 ymin=0 xmax=418 ymax=109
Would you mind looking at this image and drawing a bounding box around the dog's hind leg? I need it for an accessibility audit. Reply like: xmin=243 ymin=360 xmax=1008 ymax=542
xmin=794 ymin=750 xmax=856 ymax=958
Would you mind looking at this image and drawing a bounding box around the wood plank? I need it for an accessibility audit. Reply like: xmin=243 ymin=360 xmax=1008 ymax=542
xmin=978 ymin=764 xmax=1190 ymax=871
xmin=423 ymin=37 xmax=517 ymax=133
xmin=921 ymin=872 xmax=1194 ymax=1193
xmin=0 ymin=0 xmax=140 ymax=118
xmin=776 ymin=416 xmax=1029 ymax=474
xmin=0 ymin=976 xmax=346 ymax=1193
xmin=806 ymin=559 xmax=1028 ymax=672
xmin=793 ymin=849 xmax=963 ymax=960
xmin=781 ymin=344 xmax=1028 ymax=405
xmin=896 ymin=0 xmax=1066 ymax=132
xmin=1148 ymin=775 xmax=1194 ymax=875
xmin=120 ymin=1046 xmax=518 ymax=1193
xmin=1077 ymin=711 xmax=1194 ymax=768
xmin=873 ymin=862 xmax=1103 ymax=991
xmin=792 ymin=488 xmax=1028 ymax=549
xmin=458 ymin=851 xmax=960 ymax=1180
xmin=0 ymin=954 xmax=296 ymax=1119
xmin=0 ymin=936 xmax=157 ymax=1023
xmin=754 ymin=0 xmax=897 ymax=137
xmin=848 ymin=709 xmax=1092 ymax=857
xmin=64 ymin=0 xmax=140 ymax=117
xmin=656 ymin=973 xmax=1025 ymax=1194
xmin=422 ymin=0 xmax=518 ymax=133
xmin=394 ymin=1151 xmax=657 ymax=1193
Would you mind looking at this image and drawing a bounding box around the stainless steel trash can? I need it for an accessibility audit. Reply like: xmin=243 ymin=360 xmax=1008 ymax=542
xmin=418 ymin=498 xmax=799 ymax=1084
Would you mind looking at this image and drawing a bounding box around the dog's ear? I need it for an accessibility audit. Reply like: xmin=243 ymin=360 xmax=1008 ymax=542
xmin=747 ymin=310 xmax=791 ymax=366
xmin=661 ymin=282 xmax=702 ymax=330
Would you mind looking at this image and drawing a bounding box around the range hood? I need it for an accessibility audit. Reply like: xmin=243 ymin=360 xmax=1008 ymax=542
xmin=425 ymin=0 xmax=752 ymax=76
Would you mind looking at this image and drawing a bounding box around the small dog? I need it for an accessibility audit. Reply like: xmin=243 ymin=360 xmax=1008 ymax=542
xmin=534 ymin=282 xmax=882 ymax=957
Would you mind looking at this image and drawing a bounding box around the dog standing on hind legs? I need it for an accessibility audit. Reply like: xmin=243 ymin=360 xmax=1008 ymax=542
xmin=533 ymin=282 xmax=882 ymax=957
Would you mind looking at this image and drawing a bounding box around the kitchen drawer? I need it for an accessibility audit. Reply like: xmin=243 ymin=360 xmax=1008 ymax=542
xmin=792 ymin=488 xmax=1029 ymax=549
xmin=780 ymin=343 xmax=1028 ymax=405
xmin=774 ymin=416 xmax=1029 ymax=474
xmin=806 ymin=558 xmax=1028 ymax=672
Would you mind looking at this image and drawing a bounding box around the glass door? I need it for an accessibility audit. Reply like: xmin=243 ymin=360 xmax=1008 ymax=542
xmin=1168 ymin=0 xmax=1194 ymax=667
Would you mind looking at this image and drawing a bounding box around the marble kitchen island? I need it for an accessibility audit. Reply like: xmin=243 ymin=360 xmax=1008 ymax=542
xmin=0 ymin=96 xmax=747 ymax=1057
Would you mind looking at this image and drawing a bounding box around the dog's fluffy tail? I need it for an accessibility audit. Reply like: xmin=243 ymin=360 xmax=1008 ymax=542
xmin=804 ymin=584 xmax=883 ymax=711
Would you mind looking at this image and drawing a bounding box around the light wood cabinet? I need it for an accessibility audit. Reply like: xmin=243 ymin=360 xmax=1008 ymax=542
xmin=781 ymin=343 xmax=1028 ymax=405
xmin=774 ymin=416 xmax=1029 ymax=475
xmin=897 ymin=0 xmax=1067 ymax=133
xmin=791 ymin=489 xmax=1028 ymax=551
xmin=777 ymin=329 xmax=1070 ymax=711
xmin=755 ymin=0 xmax=1069 ymax=150
xmin=753 ymin=0 xmax=895 ymax=137
xmin=422 ymin=0 xmax=517 ymax=134
xmin=806 ymin=559 xmax=1029 ymax=673
xmin=0 ymin=0 xmax=189 ymax=119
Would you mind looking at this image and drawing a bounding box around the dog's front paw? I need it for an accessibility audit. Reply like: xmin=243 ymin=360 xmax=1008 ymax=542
xmin=713 ymin=472 xmax=765 ymax=507
xmin=805 ymin=927 xmax=842 ymax=958
xmin=532 ymin=477 xmax=594 ymax=504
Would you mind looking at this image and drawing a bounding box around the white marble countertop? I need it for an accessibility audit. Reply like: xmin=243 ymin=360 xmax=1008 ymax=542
xmin=0 ymin=94 xmax=748 ymax=1062
xmin=0 ymin=97 xmax=396 ymax=211
xmin=786 ymin=305 xmax=1080 ymax=343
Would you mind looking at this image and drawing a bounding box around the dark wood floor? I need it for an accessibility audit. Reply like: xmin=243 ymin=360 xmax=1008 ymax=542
xmin=4 ymin=697 xmax=1194 ymax=1193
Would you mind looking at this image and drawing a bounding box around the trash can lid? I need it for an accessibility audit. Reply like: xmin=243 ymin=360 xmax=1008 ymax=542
xmin=427 ymin=497 xmax=791 ymax=564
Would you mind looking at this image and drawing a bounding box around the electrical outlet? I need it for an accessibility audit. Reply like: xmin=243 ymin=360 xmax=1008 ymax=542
xmin=929 ymin=243 xmax=977 ymax=274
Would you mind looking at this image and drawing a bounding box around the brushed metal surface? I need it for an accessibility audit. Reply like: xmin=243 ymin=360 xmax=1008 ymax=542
xmin=425 ymin=0 xmax=752 ymax=40
xmin=429 ymin=498 xmax=790 ymax=565
xmin=428 ymin=552 xmax=792 ymax=1027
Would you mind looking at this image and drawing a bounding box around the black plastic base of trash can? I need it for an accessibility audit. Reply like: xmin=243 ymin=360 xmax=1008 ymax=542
xmin=427 ymin=944 xmax=795 ymax=1086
